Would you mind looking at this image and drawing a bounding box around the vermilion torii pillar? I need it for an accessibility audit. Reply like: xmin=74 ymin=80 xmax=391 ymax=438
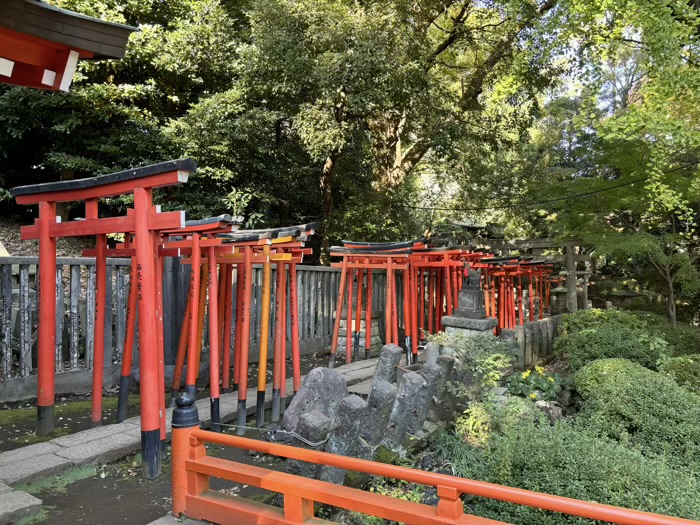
xmin=11 ymin=159 xmax=195 ymax=479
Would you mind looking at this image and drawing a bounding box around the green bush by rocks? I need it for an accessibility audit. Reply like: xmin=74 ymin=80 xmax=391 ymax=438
xmin=427 ymin=333 xmax=514 ymax=400
xmin=554 ymin=324 xmax=664 ymax=371
xmin=558 ymin=309 xmax=700 ymax=366
xmin=658 ymin=354 xmax=700 ymax=393
xmin=574 ymin=358 xmax=700 ymax=470
xmin=436 ymin=399 xmax=700 ymax=525
xmin=560 ymin=308 xmax=647 ymax=334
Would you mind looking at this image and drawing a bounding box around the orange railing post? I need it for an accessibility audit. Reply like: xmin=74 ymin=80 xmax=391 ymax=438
xmin=437 ymin=485 xmax=463 ymax=521
xmin=171 ymin=393 xmax=207 ymax=518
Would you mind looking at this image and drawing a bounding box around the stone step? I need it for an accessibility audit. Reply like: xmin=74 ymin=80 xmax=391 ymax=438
xmin=0 ymin=489 xmax=41 ymax=525
xmin=347 ymin=378 xmax=373 ymax=397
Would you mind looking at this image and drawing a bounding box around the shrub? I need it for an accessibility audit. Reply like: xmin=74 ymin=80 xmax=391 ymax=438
xmin=428 ymin=333 xmax=514 ymax=399
xmin=574 ymin=358 xmax=700 ymax=471
xmin=459 ymin=420 xmax=700 ymax=525
xmin=658 ymin=354 xmax=700 ymax=394
xmin=636 ymin=313 xmax=700 ymax=357
xmin=506 ymin=366 xmax=562 ymax=401
xmin=554 ymin=324 xmax=665 ymax=371
xmin=437 ymin=398 xmax=537 ymax=476
xmin=560 ymin=308 xmax=647 ymax=335
xmin=334 ymin=477 xmax=425 ymax=525
xmin=659 ymin=323 xmax=700 ymax=357
xmin=562 ymin=308 xmax=700 ymax=358
xmin=454 ymin=398 xmax=536 ymax=446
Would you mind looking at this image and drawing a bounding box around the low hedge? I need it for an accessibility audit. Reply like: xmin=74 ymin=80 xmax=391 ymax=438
xmin=554 ymin=324 xmax=663 ymax=371
xmin=560 ymin=308 xmax=647 ymax=335
xmin=439 ymin=401 xmax=700 ymax=525
xmin=559 ymin=309 xmax=700 ymax=361
xmin=574 ymin=358 xmax=700 ymax=470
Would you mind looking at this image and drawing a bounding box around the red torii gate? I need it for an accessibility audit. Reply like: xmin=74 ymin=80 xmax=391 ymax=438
xmin=0 ymin=0 xmax=135 ymax=92
xmin=10 ymin=159 xmax=195 ymax=479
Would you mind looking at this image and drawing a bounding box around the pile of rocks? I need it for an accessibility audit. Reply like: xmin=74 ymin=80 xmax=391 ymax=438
xmin=280 ymin=343 xmax=456 ymax=485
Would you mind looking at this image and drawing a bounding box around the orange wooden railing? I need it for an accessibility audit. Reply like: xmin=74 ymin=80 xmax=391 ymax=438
xmin=171 ymin=402 xmax=700 ymax=525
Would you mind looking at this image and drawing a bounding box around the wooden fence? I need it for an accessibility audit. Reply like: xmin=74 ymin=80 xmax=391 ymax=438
xmin=0 ymin=257 xmax=393 ymax=384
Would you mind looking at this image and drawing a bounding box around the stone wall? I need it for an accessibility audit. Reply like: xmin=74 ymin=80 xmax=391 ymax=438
xmin=502 ymin=315 xmax=563 ymax=368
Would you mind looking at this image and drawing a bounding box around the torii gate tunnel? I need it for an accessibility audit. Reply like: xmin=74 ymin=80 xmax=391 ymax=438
xmin=11 ymin=159 xmax=195 ymax=479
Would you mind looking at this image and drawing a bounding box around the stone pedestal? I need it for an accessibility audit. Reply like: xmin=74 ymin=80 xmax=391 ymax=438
xmin=441 ymin=315 xmax=497 ymax=337
xmin=440 ymin=268 xmax=497 ymax=337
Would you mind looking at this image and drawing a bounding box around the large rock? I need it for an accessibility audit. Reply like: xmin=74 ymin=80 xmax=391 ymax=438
xmin=384 ymin=371 xmax=429 ymax=448
xmin=426 ymin=355 xmax=456 ymax=423
xmin=355 ymin=378 xmax=398 ymax=463
xmin=360 ymin=378 xmax=397 ymax=448
xmin=319 ymin=395 xmax=368 ymax=485
xmin=535 ymin=400 xmax=564 ymax=425
xmin=282 ymin=367 xmax=348 ymax=431
xmin=405 ymin=363 xmax=441 ymax=435
xmin=373 ymin=344 xmax=403 ymax=384
xmin=286 ymin=410 xmax=331 ymax=478
xmin=424 ymin=342 xmax=440 ymax=366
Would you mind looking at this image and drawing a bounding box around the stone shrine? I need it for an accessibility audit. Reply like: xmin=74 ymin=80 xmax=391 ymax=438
xmin=440 ymin=267 xmax=497 ymax=337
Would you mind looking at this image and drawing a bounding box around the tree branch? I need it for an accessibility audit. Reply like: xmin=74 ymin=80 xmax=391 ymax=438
xmin=430 ymin=1 xmax=472 ymax=59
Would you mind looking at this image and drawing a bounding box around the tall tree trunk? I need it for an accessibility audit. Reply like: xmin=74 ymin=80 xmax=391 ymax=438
xmin=648 ymin=254 xmax=677 ymax=326
xmin=319 ymin=153 xmax=337 ymax=257
xmin=667 ymin=278 xmax=677 ymax=326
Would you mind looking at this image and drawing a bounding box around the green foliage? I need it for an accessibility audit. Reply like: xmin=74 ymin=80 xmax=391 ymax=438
xmin=632 ymin=312 xmax=700 ymax=357
xmin=3 ymin=0 xmax=700 ymax=261
xmin=336 ymin=477 xmax=424 ymax=525
xmin=433 ymin=395 xmax=700 ymax=524
xmin=560 ymin=308 xmax=647 ymax=335
xmin=457 ymin=417 xmax=700 ymax=524
xmin=574 ymin=359 xmax=700 ymax=471
xmin=506 ymin=366 xmax=562 ymax=402
xmin=0 ymin=0 xmax=239 ymax=217
xmin=658 ymin=354 xmax=700 ymax=394
xmin=455 ymin=404 xmax=493 ymax=448
xmin=428 ymin=333 xmax=514 ymax=396
xmin=431 ymin=431 xmax=485 ymax=477
xmin=557 ymin=309 xmax=700 ymax=371
xmin=452 ymin=398 xmax=536 ymax=451
xmin=555 ymin=324 xmax=665 ymax=371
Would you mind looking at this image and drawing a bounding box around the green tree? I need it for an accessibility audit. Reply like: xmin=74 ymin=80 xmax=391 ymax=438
xmin=0 ymin=0 xmax=239 ymax=217
xmin=237 ymin=0 xmax=561 ymax=241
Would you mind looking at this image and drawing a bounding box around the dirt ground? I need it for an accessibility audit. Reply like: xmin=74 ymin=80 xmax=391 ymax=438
xmin=0 ymin=393 xmax=141 ymax=453
xmin=5 ymin=353 xmax=333 ymax=524
xmin=13 ymin=415 xmax=286 ymax=525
